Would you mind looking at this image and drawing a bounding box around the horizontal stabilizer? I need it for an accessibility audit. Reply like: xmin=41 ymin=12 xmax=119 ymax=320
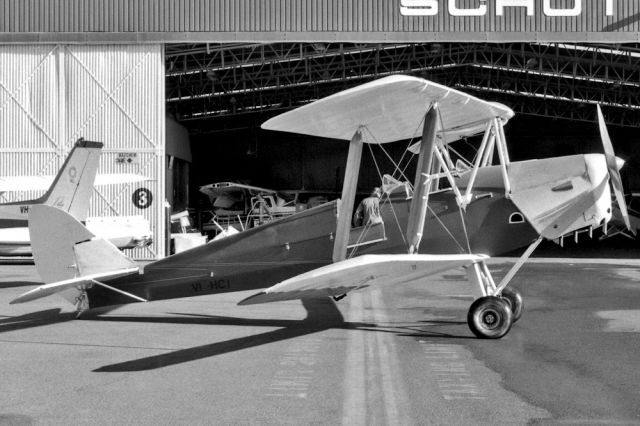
xmin=10 ymin=268 xmax=139 ymax=304
xmin=74 ymin=238 xmax=138 ymax=276
xmin=239 ymin=254 xmax=486 ymax=305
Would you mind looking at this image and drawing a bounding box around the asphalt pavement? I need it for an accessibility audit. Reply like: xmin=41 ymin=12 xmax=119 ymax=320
xmin=1 ymin=260 xmax=639 ymax=425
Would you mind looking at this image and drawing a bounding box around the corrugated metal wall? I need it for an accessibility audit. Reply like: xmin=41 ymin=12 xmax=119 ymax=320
xmin=0 ymin=0 xmax=636 ymax=42
xmin=0 ymin=44 xmax=165 ymax=260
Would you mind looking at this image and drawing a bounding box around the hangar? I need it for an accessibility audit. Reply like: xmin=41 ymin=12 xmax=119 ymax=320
xmin=4 ymin=3 xmax=640 ymax=423
xmin=1 ymin=1 xmax=639 ymax=258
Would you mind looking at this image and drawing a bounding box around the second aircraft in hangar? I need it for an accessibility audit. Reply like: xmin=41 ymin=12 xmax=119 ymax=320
xmin=0 ymin=139 xmax=153 ymax=256
xmin=11 ymin=75 xmax=631 ymax=339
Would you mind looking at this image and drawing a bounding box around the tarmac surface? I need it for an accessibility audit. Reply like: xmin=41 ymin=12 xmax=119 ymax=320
xmin=1 ymin=259 xmax=640 ymax=425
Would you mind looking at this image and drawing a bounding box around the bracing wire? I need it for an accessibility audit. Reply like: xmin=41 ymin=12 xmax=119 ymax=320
xmin=348 ymin=221 xmax=372 ymax=259
xmin=426 ymin=205 xmax=467 ymax=254
xmin=457 ymin=207 xmax=473 ymax=254
xmin=366 ymin=132 xmax=409 ymax=251
xmin=446 ymin=143 xmax=474 ymax=169
xmin=345 ymin=140 xmax=389 ymax=259
xmin=393 ymin=114 xmax=427 ymax=181
xmin=359 ymin=122 xmax=474 ymax=255
xmin=363 ymin=127 xmax=413 ymax=185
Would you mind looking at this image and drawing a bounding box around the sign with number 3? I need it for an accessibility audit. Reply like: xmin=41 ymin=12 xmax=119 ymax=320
xmin=132 ymin=188 xmax=153 ymax=209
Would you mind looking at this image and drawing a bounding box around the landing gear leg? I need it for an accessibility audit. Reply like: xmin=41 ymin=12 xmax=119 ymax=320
xmin=489 ymin=237 xmax=542 ymax=325
xmin=74 ymin=291 xmax=89 ymax=318
xmin=466 ymin=261 xmax=514 ymax=338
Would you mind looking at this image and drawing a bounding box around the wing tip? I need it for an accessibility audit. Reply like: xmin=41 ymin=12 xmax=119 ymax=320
xmin=237 ymin=292 xmax=267 ymax=306
xmin=10 ymin=291 xmax=35 ymax=304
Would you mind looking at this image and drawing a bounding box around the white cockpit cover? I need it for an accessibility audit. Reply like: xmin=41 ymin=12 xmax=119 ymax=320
xmin=262 ymin=75 xmax=514 ymax=144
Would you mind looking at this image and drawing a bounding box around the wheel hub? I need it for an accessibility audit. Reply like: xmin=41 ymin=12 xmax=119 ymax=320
xmin=482 ymin=310 xmax=499 ymax=328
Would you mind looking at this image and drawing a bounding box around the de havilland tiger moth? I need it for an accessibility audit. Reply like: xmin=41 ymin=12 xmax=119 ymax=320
xmin=10 ymin=75 xmax=631 ymax=339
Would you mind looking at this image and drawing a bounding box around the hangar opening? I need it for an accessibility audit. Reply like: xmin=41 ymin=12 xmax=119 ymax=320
xmin=164 ymin=42 xmax=640 ymax=252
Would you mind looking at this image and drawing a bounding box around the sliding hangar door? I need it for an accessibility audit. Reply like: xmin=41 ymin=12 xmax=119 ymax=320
xmin=0 ymin=44 xmax=166 ymax=259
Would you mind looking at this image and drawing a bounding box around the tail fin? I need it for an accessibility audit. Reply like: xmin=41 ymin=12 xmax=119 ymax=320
xmin=37 ymin=138 xmax=103 ymax=221
xmin=29 ymin=204 xmax=135 ymax=284
xmin=10 ymin=205 xmax=139 ymax=305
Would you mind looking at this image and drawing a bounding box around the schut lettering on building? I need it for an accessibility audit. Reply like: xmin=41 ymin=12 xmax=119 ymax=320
xmin=395 ymin=0 xmax=635 ymax=40
xmin=401 ymin=0 xmax=613 ymax=18
xmin=0 ymin=0 xmax=637 ymax=43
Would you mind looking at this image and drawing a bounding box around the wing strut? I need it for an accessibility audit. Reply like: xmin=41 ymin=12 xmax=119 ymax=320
xmin=333 ymin=127 xmax=364 ymax=262
xmin=493 ymin=118 xmax=512 ymax=196
xmin=406 ymin=104 xmax=438 ymax=254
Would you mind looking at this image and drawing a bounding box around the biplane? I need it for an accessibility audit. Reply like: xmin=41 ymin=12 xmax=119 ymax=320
xmin=199 ymin=181 xmax=300 ymax=235
xmin=0 ymin=139 xmax=152 ymax=255
xmin=11 ymin=76 xmax=630 ymax=339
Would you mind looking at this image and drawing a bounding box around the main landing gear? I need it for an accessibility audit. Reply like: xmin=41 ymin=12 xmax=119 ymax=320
xmin=501 ymin=287 xmax=523 ymax=322
xmin=466 ymin=287 xmax=523 ymax=339
xmin=467 ymin=296 xmax=513 ymax=339
xmin=465 ymin=238 xmax=541 ymax=338
xmin=465 ymin=261 xmax=526 ymax=339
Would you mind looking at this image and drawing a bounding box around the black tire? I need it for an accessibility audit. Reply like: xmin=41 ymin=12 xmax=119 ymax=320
xmin=467 ymin=296 xmax=513 ymax=339
xmin=501 ymin=288 xmax=524 ymax=323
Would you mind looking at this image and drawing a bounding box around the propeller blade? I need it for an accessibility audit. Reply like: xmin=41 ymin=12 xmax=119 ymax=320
xmin=597 ymin=105 xmax=634 ymax=235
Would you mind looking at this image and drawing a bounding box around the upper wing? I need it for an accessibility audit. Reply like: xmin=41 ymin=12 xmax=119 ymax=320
xmin=238 ymin=253 xmax=486 ymax=305
xmin=199 ymin=181 xmax=277 ymax=199
xmin=262 ymin=75 xmax=514 ymax=144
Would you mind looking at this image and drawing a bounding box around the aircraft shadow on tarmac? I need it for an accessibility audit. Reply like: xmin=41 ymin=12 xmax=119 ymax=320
xmin=0 ymin=299 xmax=475 ymax=372
xmin=0 ymin=308 xmax=76 ymax=333
xmin=0 ymin=305 xmax=123 ymax=333
xmin=0 ymin=280 xmax=42 ymax=289
xmin=88 ymin=298 xmax=475 ymax=373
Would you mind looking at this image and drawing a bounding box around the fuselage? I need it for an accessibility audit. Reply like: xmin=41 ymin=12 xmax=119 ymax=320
xmin=83 ymin=152 xmax=611 ymax=310
xmin=0 ymin=203 xmax=41 ymax=255
xmin=85 ymin=189 xmax=537 ymax=309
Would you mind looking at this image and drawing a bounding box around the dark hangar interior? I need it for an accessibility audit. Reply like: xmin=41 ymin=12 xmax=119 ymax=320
xmin=164 ymin=42 xmax=640 ymax=213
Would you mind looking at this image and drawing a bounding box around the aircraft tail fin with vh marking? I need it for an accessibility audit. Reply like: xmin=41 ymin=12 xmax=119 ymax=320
xmin=36 ymin=138 xmax=103 ymax=221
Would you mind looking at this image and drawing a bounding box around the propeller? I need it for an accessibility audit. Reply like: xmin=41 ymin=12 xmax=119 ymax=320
xmin=597 ymin=105 xmax=635 ymax=235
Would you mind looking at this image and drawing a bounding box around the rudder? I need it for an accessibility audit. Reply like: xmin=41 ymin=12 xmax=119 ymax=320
xmin=29 ymin=204 xmax=95 ymax=284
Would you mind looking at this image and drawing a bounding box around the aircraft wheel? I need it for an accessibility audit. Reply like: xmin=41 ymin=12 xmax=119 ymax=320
xmin=501 ymin=288 xmax=523 ymax=323
xmin=467 ymin=296 xmax=513 ymax=339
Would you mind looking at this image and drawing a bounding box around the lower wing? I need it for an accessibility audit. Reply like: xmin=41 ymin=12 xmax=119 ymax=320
xmin=238 ymin=253 xmax=486 ymax=305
